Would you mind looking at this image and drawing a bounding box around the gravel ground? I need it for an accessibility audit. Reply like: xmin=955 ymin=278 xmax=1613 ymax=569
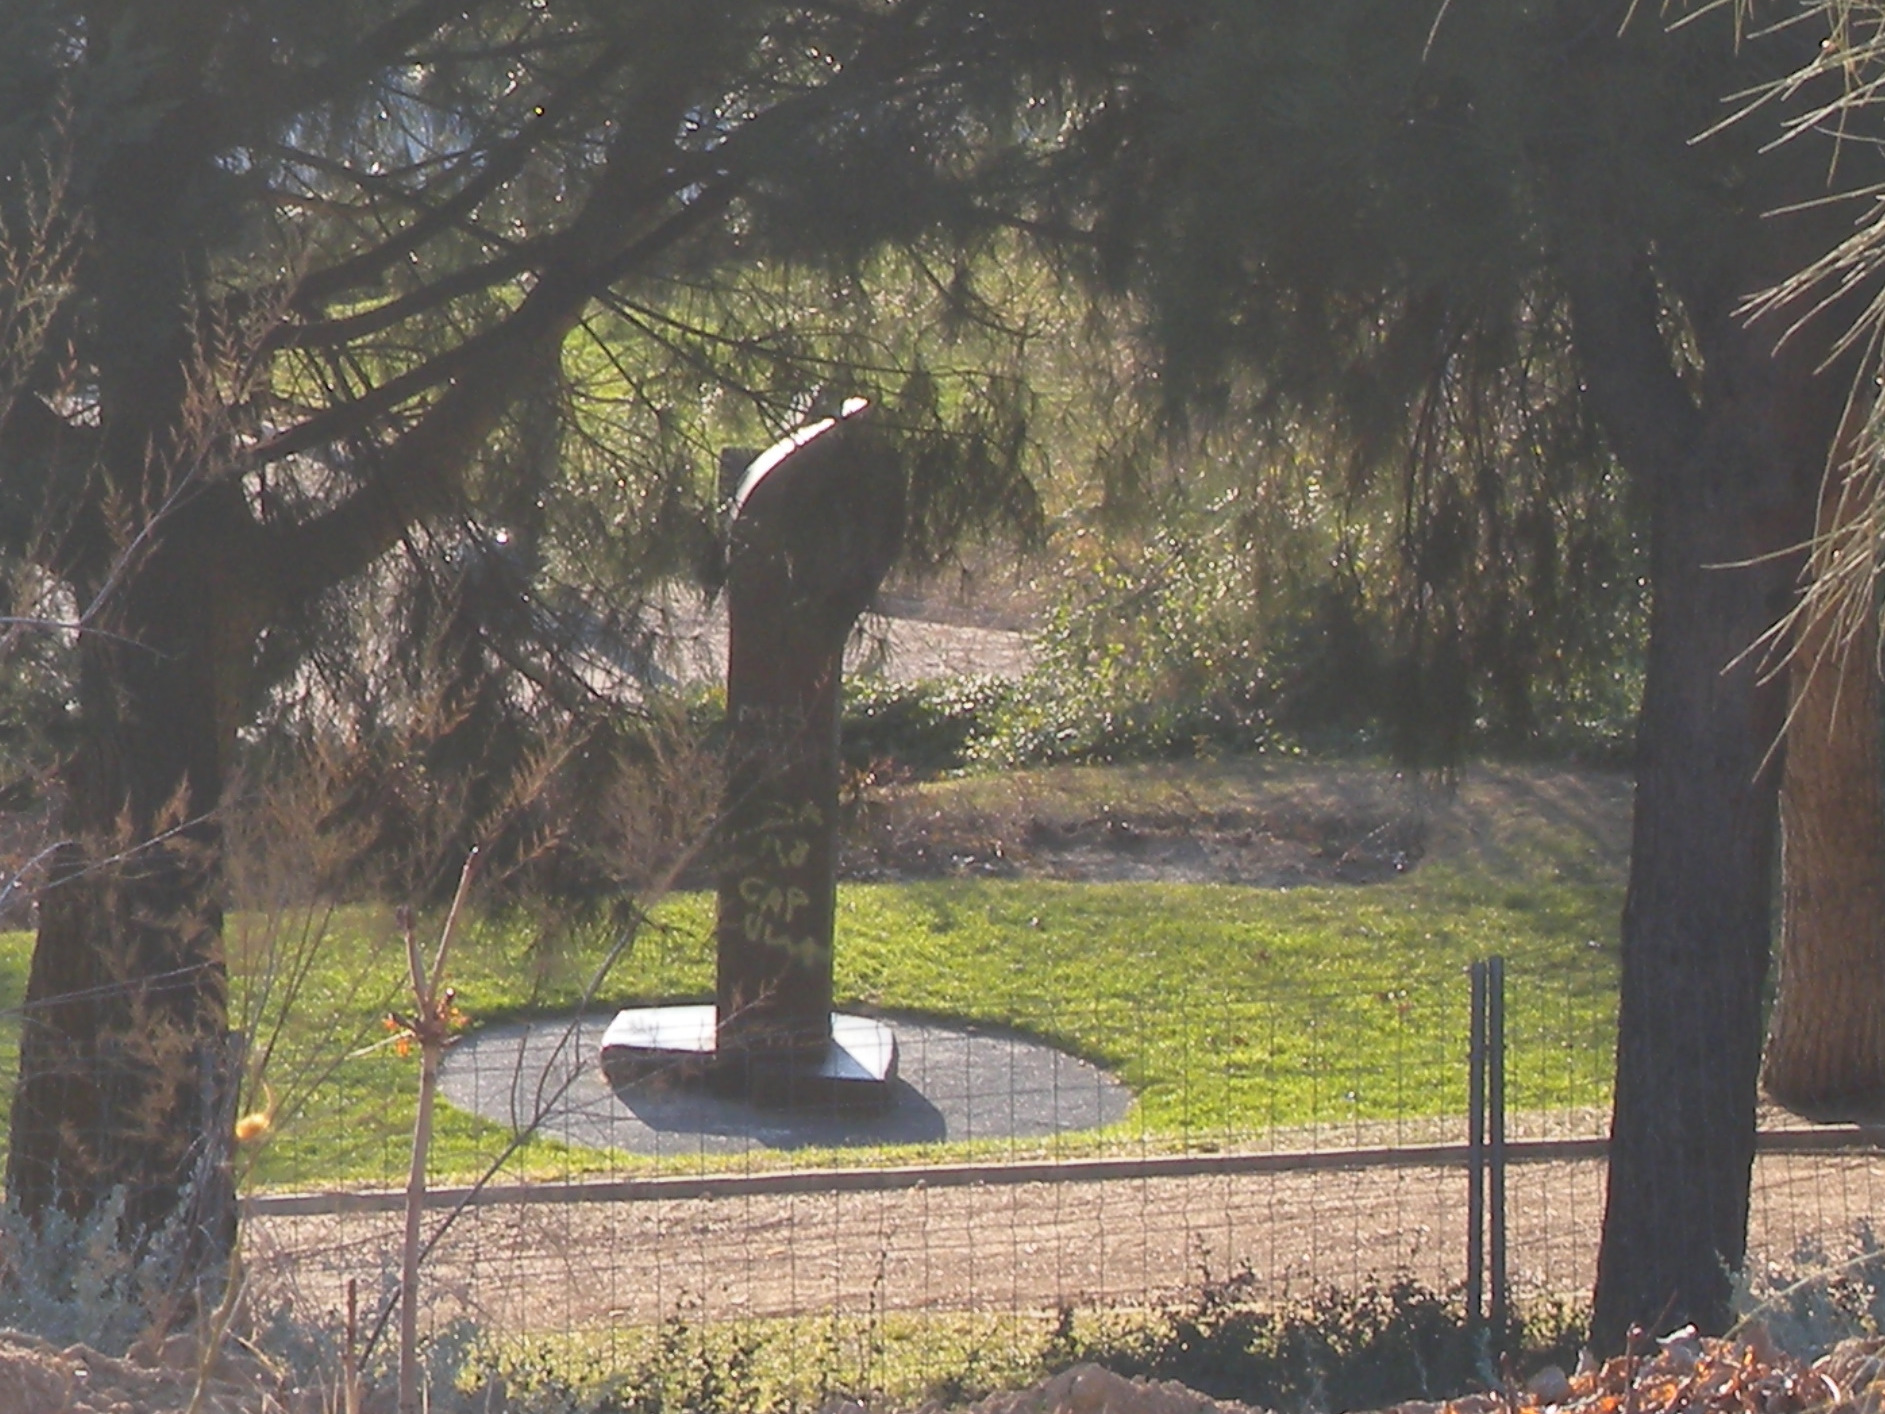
xmin=436 ymin=1013 xmax=1133 ymax=1158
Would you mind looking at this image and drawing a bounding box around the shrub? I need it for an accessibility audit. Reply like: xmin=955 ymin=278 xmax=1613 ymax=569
xmin=841 ymin=675 xmax=1015 ymax=776
xmin=967 ymin=486 xmax=1644 ymax=771
xmin=1064 ymin=1269 xmax=1585 ymax=1414
xmin=1734 ymin=1223 xmax=1885 ymax=1361
xmin=0 ymin=1184 xmax=213 ymax=1355
xmin=482 ymin=1312 xmax=772 ymax=1414
xmin=975 ymin=527 xmax=1283 ymax=768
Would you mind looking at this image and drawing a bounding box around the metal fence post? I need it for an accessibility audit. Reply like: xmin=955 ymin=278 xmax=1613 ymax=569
xmin=1489 ymin=955 xmax=1508 ymax=1349
xmin=1467 ymin=960 xmax=1486 ymax=1330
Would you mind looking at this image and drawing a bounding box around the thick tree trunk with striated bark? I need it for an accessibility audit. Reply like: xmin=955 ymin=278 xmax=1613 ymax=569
xmin=1590 ymin=443 xmax=1801 ymax=1349
xmin=1562 ymin=232 xmax=1838 ymax=1351
xmin=9 ymin=524 xmax=244 ymax=1286
xmin=1763 ymin=441 xmax=1885 ymax=1121
xmin=5 ymin=114 xmax=250 ymax=1279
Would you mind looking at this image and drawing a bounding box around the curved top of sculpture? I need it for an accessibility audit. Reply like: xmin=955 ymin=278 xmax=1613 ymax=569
xmin=732 ymin=396 xmax=872 ymax=515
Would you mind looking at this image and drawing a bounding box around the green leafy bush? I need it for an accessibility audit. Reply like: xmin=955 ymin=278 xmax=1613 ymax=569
xmin=481 ymin=1312 xmax=772 ymax=1414
xmin=969 ymin=485 xmax=1644 ymax=770
xmin=1065 ymin=1270 xmax=1585 ymax=1413
xmin=841 ymin=675 xmax=1015 ymax=776
xmin=976 ymin=527 xmax=1282 ymax=767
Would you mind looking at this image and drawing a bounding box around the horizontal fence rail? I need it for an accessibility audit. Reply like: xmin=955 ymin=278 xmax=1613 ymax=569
xmin=244 ymin=1126 xmax=1885 ymax=1218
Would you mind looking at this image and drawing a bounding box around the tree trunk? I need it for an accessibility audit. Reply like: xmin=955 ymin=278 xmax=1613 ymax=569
xmin=1589 ymin=464 xmax=1792 ymax=1349
xmin=8 ymin=529 xmax=242 ymax=1273
xmin=3 ymin=67 xmax=255 ymax=1290
xmin=7 ymin=482 xmax=253 ymax=1301
xmin=1763 ymin=429 xmax=1885 ymax=1120
xmin=1585 ymin=307 xmax=1833 ymax=1351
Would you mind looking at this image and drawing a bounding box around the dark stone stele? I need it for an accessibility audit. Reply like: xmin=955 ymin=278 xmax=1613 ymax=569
xmin=601 ymin=400 xmax=907 ymax=1111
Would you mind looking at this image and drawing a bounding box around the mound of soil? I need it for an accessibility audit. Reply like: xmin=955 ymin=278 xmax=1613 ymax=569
xmin=841 ymin=788 xmax=1426 ymax=887
xmin=832 ymin=759 xmax=1632 ymax=890
xmin=935 ymin=1363 xmax=1268 ymax=1414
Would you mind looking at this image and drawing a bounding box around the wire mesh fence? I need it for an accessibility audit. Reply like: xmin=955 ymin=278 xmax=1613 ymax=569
xmin=211 ymin=956 xmax=1885 ymax=1397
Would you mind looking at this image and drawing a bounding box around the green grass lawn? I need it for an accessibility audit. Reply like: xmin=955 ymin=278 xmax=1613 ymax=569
xmin=0 ymin=760 xmax=1627 ymax=1190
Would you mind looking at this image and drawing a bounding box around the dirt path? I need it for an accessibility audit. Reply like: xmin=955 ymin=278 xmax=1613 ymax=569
xmin=648 ymin=597 xmax=1036 ymax=687
xmin=249 ymin=1145 xmax=1884 ymax=1336
xmin=846 ymin=758 xmax=1632 ymax=887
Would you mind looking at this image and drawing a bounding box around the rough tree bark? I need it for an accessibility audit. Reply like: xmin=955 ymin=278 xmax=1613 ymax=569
xmin=5 ymin=100 xmax=257 ymax=1278
xmin=1762 ymin=415 xmax=1885 ymax=1120
xmin=1562 ymin=236 xmax=1839 ymax=1349
xmin=9 ymin=509 xmax=248 ymax=1273
xmin=1590 ymin=440 xmax=1802 ymax=1349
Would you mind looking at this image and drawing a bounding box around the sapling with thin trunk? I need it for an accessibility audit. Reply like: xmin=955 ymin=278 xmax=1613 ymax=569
xmin=388 ymin=849 xmax=479 ymax=1414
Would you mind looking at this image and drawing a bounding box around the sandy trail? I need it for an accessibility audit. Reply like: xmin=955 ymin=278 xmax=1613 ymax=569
xmin=249 ymin=1145 xmax=1884 ymax=1336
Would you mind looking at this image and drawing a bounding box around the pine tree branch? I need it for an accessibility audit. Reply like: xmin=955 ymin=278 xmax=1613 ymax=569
xmin=198 ymin=0 xmax=494 ymax=143
xmin=282 ymin=41 xmax=634 ymax=317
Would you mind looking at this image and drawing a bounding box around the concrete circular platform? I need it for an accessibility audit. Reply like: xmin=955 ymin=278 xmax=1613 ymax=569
xmin=436 ymin=1011 xmax=1133 ymax=1158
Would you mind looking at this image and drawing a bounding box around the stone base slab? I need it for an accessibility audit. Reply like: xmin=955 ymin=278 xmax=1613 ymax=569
xmin=599 ymin=1004 xmax=898 ymax=1111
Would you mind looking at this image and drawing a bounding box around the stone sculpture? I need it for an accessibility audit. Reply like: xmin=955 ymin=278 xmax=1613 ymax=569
xmin=601 ymin=399 xmax=907 ymax=1108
